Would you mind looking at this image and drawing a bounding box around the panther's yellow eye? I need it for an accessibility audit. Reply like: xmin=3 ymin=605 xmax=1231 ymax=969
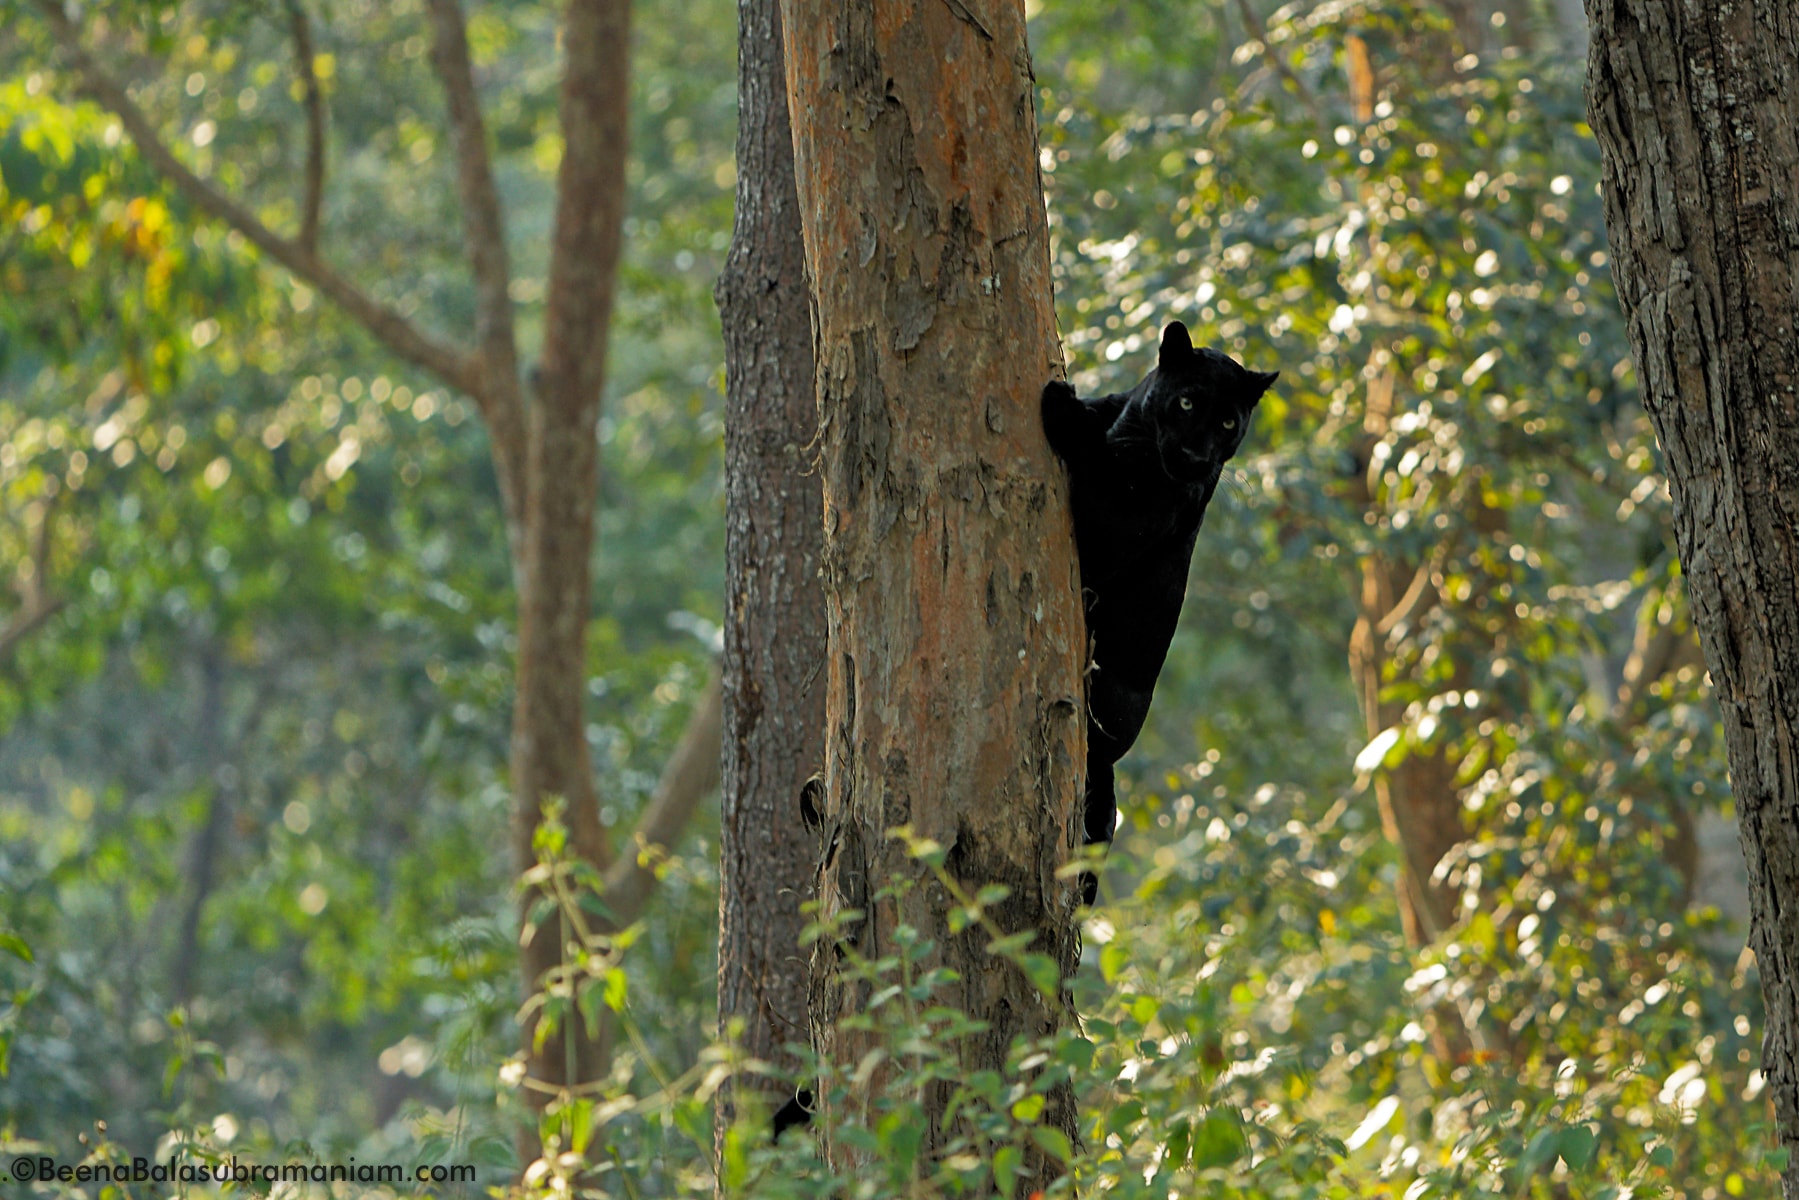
xmin=1179 ymin=397 xmax=1193 ymax=411
xmin=1223 ymin=418 xmax=1236 ymax=430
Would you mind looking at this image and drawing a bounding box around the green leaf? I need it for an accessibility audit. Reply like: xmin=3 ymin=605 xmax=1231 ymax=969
xmin=992 ymin=1144 xmax=1021 ymax=1187
xmin=1055 ymin=1035 xmax=1095 ymax=1071
xmin=880 ymin=1106 xmax=924 ymax=1167
xmin=468 ymin=1135 xmax=517 ymax=1170
xmin=987 ymin=930 xmax=1034 ymax=957
xmin=1165 ymin=1120 xmax=1191 ymax=1167
xmin=1522 ymin=1128 xmax=1563 ymax=1173
xmin=1031 ymin=1125 xmax=1074 ymax=1163
xmin=1191 ymin=1109 xmax=1246 ymax=1169
xmin=603 ymin=966 xmax=629 ymax=1013
xmin=1558 ymin=1124 xmax=1597 ymax=1169
xmin=577 ymin=976 xmax=606 ymax=1036
xmin=1106 ymin=1100 xmax=1143 ymax=1135
xmin=1020 ymin=952 xmax=1062 ymax=995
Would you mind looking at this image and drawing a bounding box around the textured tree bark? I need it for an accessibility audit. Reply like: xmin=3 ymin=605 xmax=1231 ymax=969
xmin=1585 ymin=1 xmax=1799 ymax=1189
xmin=713 ymin=0 xmax=826 ymax=1153
xmin=779 ymin=0 xmax=1086 ymax=1183
xmin=426 ymin=0 xmax=530 ymax=535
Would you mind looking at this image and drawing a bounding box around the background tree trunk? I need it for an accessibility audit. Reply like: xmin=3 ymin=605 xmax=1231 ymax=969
xmin=1585 ymin=0 xmax=1799 ymax=1190
xmin=506 ymin=0 xmax=634 ymax=1122
xmin=713 ymin=0 xmax=827 ymax=1149
xmin=1346 ymin=368 xmax=1464 ymax=952
xmin=779 ymin=0 xmax=1086 ymax=1184
xmin=1437 ymin=0 xmax=1495 ymax=53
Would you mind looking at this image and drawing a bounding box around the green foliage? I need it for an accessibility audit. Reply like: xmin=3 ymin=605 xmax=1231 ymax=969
xmin=0 ymin=0 xmax=726 ymax=1177
xmin=518 ymin=825 xmax=1093 ymax=1199
xmin=1029 ymin=0 xmax=1765 ymax=1194
xmin=522 ymin=821 xmax=1764 ymax=1199
xmin=0 ymin=0 xmax=1773 ymax=1198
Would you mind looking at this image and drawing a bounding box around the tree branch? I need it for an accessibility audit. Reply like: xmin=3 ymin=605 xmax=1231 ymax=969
xmin=33 ymin=0 xmax=483 ymax=399
xmin=0 ymin=596 xmax=66 ymax=663
xmin=602 ymin=665 xmax=722 ymax=929
xmin=282 ymin=0 xmax=326 ymax=255
xmin=172 ymin=656 xmax=280 ymax=1003
xmin=1231 ymin=0 xmax=1323 ymax=121
xmin=1615 ymin=593 xmax=1705 ymax=719
xmin=423 ymin=0 xmax=528 ymax=527
xmin=1375 ymin=558 xmax=1435 ymax=636
xmin=537 ymin=0 xmax=632 ymax=417
xmin=28 ymin=490 xmax=53 ymax=601
xmin=0 ymin=494 xmax=65 ymax=663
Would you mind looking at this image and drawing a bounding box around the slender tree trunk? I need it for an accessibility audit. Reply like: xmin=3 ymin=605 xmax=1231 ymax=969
xmin=172 ymin=652 xmax=227 ymax=1005
xmin=513 ymin=0 xmax=632 ymax=1120
xmin=779 ymin=0 xmax=1085 ymax=1184
xmin=1585 ymin=1 xmax=1799 ymax=1190
xmin=1341 ymin=365 xmax=1489 ymax=1067
xmin=1437 ymin=0 xmax=1494 ymax=53
xmin=1348 ymin=560 xmax=1463 ymax=945
xmin=1345 ymin=369 xmax=1465 ymax=950
xmin=713 ymin=0 xmax=826 ymax=1148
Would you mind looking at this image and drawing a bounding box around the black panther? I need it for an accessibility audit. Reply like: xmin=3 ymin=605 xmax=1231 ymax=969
xmin=1042 ymin=321 xmax=1277 ymax=904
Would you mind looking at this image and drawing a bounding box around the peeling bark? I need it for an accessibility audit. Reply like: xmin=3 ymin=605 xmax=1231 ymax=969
xmin=1585 ymin=0 xmax=1799 ymax=1189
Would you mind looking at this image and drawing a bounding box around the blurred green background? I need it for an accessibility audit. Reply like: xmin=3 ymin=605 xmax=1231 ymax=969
xmin=0 ymin=0 xmax=1770 ymax=1195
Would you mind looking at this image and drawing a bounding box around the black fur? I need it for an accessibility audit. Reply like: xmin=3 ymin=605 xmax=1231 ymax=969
xmin=1042 ymin=321 xmax=1277 ymax=905
xmin=771 ymin=1088 xmax=814 ymax=1141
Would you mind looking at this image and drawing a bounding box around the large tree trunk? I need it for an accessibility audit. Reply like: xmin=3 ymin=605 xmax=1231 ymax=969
xmin=713 ymin=0 xmax=827 ymax=1148
xmin=1584 ymin=1 xmax=1799 ymax=1190
xmin=779 ymin=0 xmax=1086 ymax=1185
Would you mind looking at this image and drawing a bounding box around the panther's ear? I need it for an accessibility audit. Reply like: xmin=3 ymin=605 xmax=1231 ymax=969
xmin=1250 ymin=369 xmax=1280 ymax=397
xmin=1159 ymin=321 xmax=1193 ymax=361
